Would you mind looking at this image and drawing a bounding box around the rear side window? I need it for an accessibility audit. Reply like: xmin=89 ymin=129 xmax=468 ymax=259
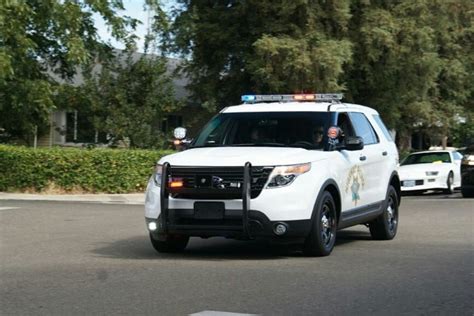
xmin=372 ymin=115 xmax=393 ymax=142
xmin=349 ymin=112 xmax=379 ymax=145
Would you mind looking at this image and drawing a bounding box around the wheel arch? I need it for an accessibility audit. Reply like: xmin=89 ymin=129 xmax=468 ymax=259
xmin=313 ymin=179 xmax=342 ymax=225
xmin=389 ymin=171 xmax=401 ymax=206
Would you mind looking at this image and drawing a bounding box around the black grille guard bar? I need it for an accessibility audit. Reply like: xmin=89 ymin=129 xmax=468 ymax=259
xmin=243 ymin=162 xmax=252 ymax=238
xmin=160 ymin=162 xmax=170 ymax=234
xmin=159 ymin=162 xmax=253 ymax=239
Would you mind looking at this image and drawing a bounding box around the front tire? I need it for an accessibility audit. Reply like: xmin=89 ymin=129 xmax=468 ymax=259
xmin=369 ymin=185 xmax=399 ymax=240
xmin=303 ymin=191 xmax=337 ymax=257
xmin=443 ymin=172 xmax=454 ymax=194
xmin=149 ymin=233 xmax=189 ymax=253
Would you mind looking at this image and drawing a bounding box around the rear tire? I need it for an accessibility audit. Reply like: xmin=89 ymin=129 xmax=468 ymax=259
xmin=149 ymin=233 xmax=189 ymax=253
xmin=443 ymin=172 xmax=454 ymax=194
xmin=370 ymin=185 xmax=399 ymax=240
xmin=303 ymin=191 xmax=337 ymax=257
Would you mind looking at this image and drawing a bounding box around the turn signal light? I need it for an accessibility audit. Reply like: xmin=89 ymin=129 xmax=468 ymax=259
xmin=169 ymin=179 xmax=184 ymax=188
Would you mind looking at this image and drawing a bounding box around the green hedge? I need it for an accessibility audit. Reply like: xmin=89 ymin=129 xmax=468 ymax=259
xmin=0 ymin=145 xmax=173 ymax=193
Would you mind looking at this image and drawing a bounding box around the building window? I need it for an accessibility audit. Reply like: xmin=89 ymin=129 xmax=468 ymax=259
xmin=66 ymin=111 xmax=106 ymax=143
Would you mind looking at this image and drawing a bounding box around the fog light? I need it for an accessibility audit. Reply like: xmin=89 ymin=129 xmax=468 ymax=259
xmin=274 ymin=223 xmax=287 ymax=236
xmin=148 ymin=221 xmax=158 ymax=231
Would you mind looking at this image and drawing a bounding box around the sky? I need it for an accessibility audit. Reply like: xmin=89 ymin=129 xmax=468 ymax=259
xmin=93 ymin=0 xmax=175 ymax=52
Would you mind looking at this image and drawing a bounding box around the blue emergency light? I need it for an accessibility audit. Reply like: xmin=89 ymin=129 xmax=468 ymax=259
xmin=241 ymin=95 xmax=256 ymax=102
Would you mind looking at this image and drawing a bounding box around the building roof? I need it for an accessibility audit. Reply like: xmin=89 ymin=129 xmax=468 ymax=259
xmin=46 ymin=50 xmax=189 ymax=100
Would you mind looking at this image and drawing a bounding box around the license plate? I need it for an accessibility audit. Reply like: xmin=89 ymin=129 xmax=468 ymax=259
xmin=194 ymin=202 xmax=225 ymax=219
xmin=403 ymin=180 xmax=416 ymax=187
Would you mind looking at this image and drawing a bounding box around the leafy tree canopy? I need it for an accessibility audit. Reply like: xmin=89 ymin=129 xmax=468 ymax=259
xmin=79 ymin=51 xmax=181 ymax=148
xmin=165 ymin=0 xmax=473 ymax=148
xmin=165 ymin=0 xmax=353 ymax=110
xmin=0 ymin=0 xmax=164 ymax=143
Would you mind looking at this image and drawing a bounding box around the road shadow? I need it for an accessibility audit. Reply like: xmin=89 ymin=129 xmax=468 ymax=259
xmin=92 ymin=229 xmax=371 ymax=261
xmin=402 ymin=189 xmax=461 ymax=199
xmin=91 ymin=235 xmax=296 ymax=261
xmin=335 ymin=229 xmax=373 ymax=245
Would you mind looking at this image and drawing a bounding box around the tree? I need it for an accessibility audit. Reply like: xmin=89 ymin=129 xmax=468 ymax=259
xmin=166 ymin=0 xmax=473 ymax=150
xmin=80 ymin=51 xmax=181 ymax=148
xmin=0 ymin=0 xmax=164 ymax=143
xmin=165 ymin=0 xmax=353 ymax=110
xmin=347 ymin=0 xmax=473 ymax=149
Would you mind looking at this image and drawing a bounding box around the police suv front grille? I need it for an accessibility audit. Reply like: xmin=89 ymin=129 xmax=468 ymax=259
xmin=168 ymin=166 xmax=274 ymax=199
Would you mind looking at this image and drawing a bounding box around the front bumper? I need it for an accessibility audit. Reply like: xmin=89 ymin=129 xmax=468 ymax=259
xmin=145 ymin=162 xmax=317 ymax=240
xmin=400 ymin=176 xmax=448 ymax=192
xmin=145 ymin=211 xmax=311 ymax=240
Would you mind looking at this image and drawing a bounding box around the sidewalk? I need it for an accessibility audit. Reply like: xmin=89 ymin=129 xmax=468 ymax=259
xmin=0 ymin=192 xmax=145 ymax=205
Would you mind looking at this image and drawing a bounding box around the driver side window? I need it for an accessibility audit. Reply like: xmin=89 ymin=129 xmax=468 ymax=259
xmin=337 ymin=112 xmax=356 ymax=139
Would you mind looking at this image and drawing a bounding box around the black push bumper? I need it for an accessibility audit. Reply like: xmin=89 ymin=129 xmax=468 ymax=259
xmin=150 ymin=162 xmax=311 ymax=240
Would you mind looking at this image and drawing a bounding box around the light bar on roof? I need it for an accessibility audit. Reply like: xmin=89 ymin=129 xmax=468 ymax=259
xmin=241 ymin=95 xmax=256 ymax=102
xmin=241 ymin=93 xmax=343 ymax=103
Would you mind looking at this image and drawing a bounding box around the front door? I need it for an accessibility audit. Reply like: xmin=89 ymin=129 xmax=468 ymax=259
xmin=336 ymin=112 xmax=372 ymax=212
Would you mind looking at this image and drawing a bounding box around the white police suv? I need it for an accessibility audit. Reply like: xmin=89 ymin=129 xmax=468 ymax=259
xmin=145 ymin=94 xmax=401 ymax=256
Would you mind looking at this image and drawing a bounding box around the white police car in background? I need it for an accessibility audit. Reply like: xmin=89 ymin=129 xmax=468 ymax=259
xmin=399 ymin=150 xmax=462 ymax=194
xmin=145 ymin=94 xmax=401 ymax=256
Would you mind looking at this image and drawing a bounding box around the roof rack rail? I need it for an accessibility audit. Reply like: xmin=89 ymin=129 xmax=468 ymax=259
xmin=241 ymin=93 xmax=343 ymax=104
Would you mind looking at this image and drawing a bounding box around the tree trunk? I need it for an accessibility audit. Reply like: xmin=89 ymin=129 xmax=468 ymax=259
xmin=397 ymin=130 xmax=412 ymax=152
xmin=441 ymin=135 xmax=448 ymax=149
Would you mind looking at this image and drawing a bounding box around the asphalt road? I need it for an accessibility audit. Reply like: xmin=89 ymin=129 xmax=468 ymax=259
xmin=1 ymin=195 xmax=473 ymax=315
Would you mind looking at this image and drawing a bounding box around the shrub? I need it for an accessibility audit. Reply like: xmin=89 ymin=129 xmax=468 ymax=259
xmin=0 ymin=145 xmax=173 ymax=193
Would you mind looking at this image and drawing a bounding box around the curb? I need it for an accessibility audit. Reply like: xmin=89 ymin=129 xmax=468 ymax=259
xmin=0 ymin=193 xmax=145 ymax=205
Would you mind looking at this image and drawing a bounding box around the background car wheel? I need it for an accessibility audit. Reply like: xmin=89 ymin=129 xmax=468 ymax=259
xmin=443 ymin=172 xmax=454 ymax=194
xmin=303 ymin=191 xmax=337 ymax=257
xmin=149 ymin=233 xmax=189 ymax=253
xmin=370 ymin=185 xmax=399 ymax=240
xmin=461 ymin=188 xmax=474 ymax=198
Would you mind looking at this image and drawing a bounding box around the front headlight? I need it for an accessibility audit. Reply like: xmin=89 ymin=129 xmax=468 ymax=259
xmin=153 ymin=164 xmax=163 ymax=186
xmin=425 ymin=171 xmax=439 ymax=176
xmin=265 ymin=163 xmax=311 ymax=188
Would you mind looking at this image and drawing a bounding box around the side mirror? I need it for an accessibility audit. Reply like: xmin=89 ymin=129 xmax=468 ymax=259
xmin=344 ymin=136 xmax=364 ymax=151
xmin=173 ymin=127 xmax=187 ymax=140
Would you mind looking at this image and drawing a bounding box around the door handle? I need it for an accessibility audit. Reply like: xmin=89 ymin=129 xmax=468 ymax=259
xmin=359 ymin=155 xmax=367 ymax=161
xmin=382 ymin=151 xmax=388 ymax=156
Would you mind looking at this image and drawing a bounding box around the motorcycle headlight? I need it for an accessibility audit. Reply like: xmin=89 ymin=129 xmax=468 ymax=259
xmin=153 ymin=164 xmax=163 ymax=186
xmin=266 ymin=163 xmax=311 ymax=188
xmin=425 ymin=171 xmax=439 ymax=176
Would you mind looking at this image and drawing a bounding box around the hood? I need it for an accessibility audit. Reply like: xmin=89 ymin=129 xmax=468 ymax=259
xmin=399 ymin=163 xmax=450 ymax=179
xmin=159 ymin=147 xmax=328 ymax=167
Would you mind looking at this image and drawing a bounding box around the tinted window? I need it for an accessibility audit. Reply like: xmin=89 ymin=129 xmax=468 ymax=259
xmin=349 ymin=112 xmax=379 ymax=145
xmin=372 ymin=115 xmax=393 ymax=142
xmin=337 ymin=112 xmax=356 ymax=137
xmin=402 ymin=152 xmax=452 ymax=165
xmin=192 ymin=112 xmax=331 ymax=150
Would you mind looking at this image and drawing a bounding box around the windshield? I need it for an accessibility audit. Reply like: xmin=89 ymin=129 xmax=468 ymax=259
xmin=192 ymin=112 xmax=331 ymax=150
xmin=401 ymin=152 xmax=451 ymax=165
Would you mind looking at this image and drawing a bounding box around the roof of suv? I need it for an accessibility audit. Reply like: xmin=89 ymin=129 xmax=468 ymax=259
xmin=223 ymin=102 xmax=379 ymax=115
